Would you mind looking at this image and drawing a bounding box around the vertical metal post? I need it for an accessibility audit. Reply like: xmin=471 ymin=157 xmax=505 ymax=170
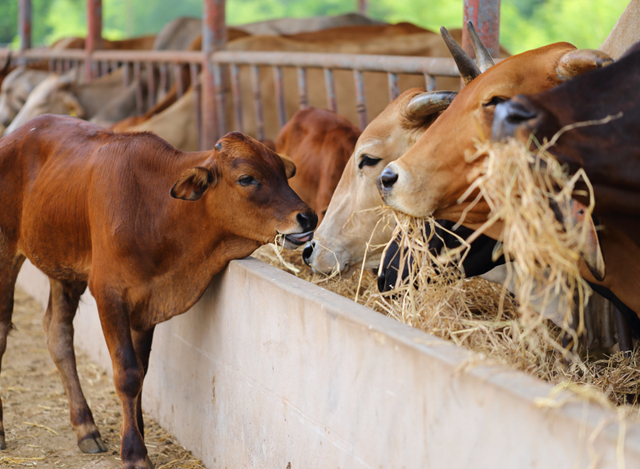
xmin=462 ymin=0 xmax=501 ymax=58
xmin=202 ymin=0 xmax=227 ymax=150
xmin=86 ymin=0 xmax=103 ymax=81
xmin=18 ymin=0 xmax=32 ymax=64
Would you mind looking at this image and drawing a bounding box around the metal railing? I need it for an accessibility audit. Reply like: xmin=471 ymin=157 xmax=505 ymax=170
xmin=0 ymin=47 xmax=461 ymax=146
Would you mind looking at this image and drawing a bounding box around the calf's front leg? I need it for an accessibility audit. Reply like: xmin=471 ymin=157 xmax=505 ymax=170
xmin=96 ymin=292 xmax=151 ymax=469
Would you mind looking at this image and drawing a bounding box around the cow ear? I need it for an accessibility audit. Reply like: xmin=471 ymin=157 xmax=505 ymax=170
xmin=170 ymin=167 xmax=216 ymax=201
xmin=556 ymin=49 xmax=613 ymax=82
xmin=279 ymin=154 xmax=296 ymax=179
xmin=62 ymin=92 xmax=84 ymax=118
xmin=570 ymin=199 xmax=606 ymax=281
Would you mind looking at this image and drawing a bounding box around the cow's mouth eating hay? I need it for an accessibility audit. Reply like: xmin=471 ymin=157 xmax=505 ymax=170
xmin=253 ymin=138 xmax=640 ymax=407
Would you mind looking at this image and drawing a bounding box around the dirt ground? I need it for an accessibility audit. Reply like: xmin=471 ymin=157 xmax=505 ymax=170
xmin=0 ymin=287 xmax=206 ymax=469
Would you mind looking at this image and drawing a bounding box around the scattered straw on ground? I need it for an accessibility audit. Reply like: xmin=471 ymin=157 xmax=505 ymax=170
xmin=0 ymin=287 xmax=206 ymax=469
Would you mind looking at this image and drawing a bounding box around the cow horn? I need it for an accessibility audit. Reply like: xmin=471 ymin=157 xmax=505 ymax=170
xmin=440 ymin=26 xmax=481 ymax=85
xmin=556 ymin=49 xmax=613 ymax=82
xmin=466 ymin=21 xmax=495 ymax=72
xmin=406 ymin=91 xmax=458 ymax=120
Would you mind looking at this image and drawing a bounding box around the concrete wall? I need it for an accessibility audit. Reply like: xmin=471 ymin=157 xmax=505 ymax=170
xmin=16 ymin=258 xmax=640 ymax=468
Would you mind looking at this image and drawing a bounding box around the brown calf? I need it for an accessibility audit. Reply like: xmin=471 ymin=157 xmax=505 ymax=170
xmin=276 ymin=107 xmax=361 ymax=221
xmin=0 ymin=115 xmax=316 ymax=468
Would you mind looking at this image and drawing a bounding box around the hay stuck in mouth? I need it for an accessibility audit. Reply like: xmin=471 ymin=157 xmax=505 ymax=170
xmin=252 ymin=137 xmax=639 ymax=408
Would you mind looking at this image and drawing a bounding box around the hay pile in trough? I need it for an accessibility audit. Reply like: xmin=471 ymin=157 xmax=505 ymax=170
xmin=253 ymin=139 xmax=639 ymax=409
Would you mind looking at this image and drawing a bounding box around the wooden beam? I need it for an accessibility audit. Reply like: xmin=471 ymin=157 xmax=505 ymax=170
xmin=85 ymin=0 xmax=103 ymax=80
xmin=201 ymin=0 xmax=227 ymax=150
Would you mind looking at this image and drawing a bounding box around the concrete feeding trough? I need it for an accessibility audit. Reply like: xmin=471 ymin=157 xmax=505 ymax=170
xmin=17 ymin=257 xmax=640 ymax=468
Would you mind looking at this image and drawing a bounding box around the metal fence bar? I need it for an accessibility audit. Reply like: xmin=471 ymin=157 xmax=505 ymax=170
xmin=159 ymin=63 xmax=169 ymax=94
xmin=297 ymin=67 xmax=308 ymax=110
xmin=123 ymin=62 xmax=131 ymax=87
xmin=190 ymin=63 xmax=202 ymax=149
xmin=425 ymin=73 xmax=437 ymax=92
xmin=323 ymin=68 xmax=336 ymax=113
xmin=273 ymin=66 xmax=286 ymax=130
xmin=230 ymin=64 xmax=243 ymax=133
xmin=147 ymin=62 xmax=156 ymax=109
xmin=353 ymin=70 xmax=367 ymax=129
xmin=212 ymin=51 xmax=461 ymax=77
xmin=213 ymin=63 xmax=226 ymax=138
xmin=251 ymin=65 xmax=265 ymax=142
xmin=387 ymin=72 xmax=399 ymax=102
xmin=174 ymin=63 xmax=184 ymax=98
xmin=133 ymin=61 xmax=143 ymax=115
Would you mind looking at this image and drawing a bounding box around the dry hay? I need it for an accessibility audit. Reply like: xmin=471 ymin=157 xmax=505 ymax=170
xmin=253 ymin=138 xmax=639 ymax=411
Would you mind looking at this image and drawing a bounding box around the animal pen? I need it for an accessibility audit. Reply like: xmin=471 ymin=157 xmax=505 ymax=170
xmin=7 ymin=0 xmax=640 ymax=467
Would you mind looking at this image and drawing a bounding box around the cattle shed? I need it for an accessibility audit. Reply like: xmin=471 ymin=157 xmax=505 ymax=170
xmin=8 ymin=0 xmax=640 ymax=468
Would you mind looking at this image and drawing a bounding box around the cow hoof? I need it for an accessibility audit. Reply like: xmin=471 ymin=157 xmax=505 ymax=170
xmin=145 ymin=455 xmax=155 ymax=469
xmin=0 ymin=434 xmax=6 ymax=450
xmin=78 ymin=435 xmax=107 ymax=453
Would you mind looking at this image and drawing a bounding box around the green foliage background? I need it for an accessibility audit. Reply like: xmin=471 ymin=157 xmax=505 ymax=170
xmin=0 ymin=0 xmax=630 ymax=54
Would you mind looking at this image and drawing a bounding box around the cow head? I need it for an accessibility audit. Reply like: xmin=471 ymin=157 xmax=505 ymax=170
xmin=378 ymin=27 xmax=612 ymax=230
xmin=4 ymin=73 xmax=85 ymax=135
xmin=171 ymin=132 xmax=317 ymax=248
xmin=0 ymin=66 xmax=51 ymax=133
xmin=302 ymin=87 xmax=453 ymax=274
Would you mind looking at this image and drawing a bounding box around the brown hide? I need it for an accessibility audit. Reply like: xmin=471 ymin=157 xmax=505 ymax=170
xmin=0 ymin=114 xmax=313 ymax=467
xmin=276 ymin=107 xmax=361 ymax=221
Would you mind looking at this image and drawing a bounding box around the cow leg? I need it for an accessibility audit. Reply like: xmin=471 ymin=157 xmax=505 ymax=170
xmin=43 ymin=278 xmax=107 ymax=454
xmin=131 ymin=326 xmax=155 ymax=469
xmin=0 ymin=255 xmax=25 ymax=450
xmin=96 ymin=293 xmax=149 ymax=469
xmin=614 ymin=307 xmax=634 ymax=355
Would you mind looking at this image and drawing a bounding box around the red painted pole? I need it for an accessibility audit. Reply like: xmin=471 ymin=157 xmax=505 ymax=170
xmin=18 ymin=0 xmax=32 ymax=64
xmin=86 ymin=0 xmax=103 ymax=81
xmin=462 ymin=0 xmax=501 ymax=58
xmin=202 ymin=0 xmax=227 ymax=150
xmin=358 ymin=0 xmax=367 ymax=14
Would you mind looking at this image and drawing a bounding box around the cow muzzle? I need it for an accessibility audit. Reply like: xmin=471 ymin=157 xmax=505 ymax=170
xmin=281 ymin=211 xmax=318 ymax=248
xmin=492 ymin=98 xmax=540 ymax=142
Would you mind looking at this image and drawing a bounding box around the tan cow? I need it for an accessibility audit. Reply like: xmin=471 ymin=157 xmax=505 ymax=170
xmin=4 ymin=68 xmax=146 ymax=134
xmin=302 ymin=88 xmax=447 ymax=273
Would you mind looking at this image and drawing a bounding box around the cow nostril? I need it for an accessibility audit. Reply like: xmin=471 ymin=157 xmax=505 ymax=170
xmin=302 ymin=241 xmax=315 ymax=265
xmin=297 ymin=211 xmax=318 ymax=232
xmin=379 ymin=168 xmax=399 ymax=190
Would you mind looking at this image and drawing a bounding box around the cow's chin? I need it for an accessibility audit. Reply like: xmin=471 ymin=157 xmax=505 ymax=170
xmin=382 ymin=195 xmax=434 ymax=219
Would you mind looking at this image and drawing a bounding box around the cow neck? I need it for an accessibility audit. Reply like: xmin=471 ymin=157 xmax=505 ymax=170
xmin=131 ymin=150 xmax=261 ymax=329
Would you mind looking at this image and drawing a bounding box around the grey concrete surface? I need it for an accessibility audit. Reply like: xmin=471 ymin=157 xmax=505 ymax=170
xmin=16 ymin=257 xmax=640 ymax=468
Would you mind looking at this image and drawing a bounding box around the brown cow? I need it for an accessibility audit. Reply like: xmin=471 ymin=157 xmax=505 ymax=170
xmin=0 ymin=115 xmax=316 ymax=468
xmin=276 ymin=107 xmax=361 ymax=221
xmin=376 ymin=28 xmax=640 ymax=316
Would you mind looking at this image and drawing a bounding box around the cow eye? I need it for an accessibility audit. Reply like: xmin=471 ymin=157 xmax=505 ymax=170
xmin=238 ymin=176 xmax=257 ymax=187
xmin=358 ymin=155 xmax=381 ymax=169
xmin=484 ymin=96 xmax=507 ymax=107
